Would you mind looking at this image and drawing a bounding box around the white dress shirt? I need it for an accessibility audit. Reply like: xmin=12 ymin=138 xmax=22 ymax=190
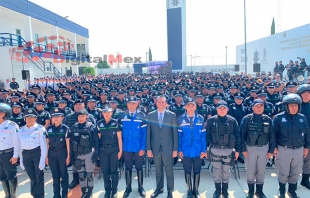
xmin=0 ymin=120 xmax=20 ymax=158
xmin=18 ymin=123 xmax=47 ymax=165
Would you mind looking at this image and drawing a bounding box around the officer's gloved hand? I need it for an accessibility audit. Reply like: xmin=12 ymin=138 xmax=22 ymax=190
xmin=91 ymin=152 xmax=98 ymax=163
xmin=39 ymin=160 xmax=45 ymax=170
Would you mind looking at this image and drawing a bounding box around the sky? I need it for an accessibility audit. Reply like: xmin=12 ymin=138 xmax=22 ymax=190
xmin=30 ymin=0 xmax=310 ymax=66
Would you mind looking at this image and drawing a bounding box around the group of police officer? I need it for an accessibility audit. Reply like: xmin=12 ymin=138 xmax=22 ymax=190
xmin=0 ymin=71 xmax=310 ymax=198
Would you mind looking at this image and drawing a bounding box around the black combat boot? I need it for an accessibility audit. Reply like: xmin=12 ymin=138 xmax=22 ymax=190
xmin=137 ymin=170 xmax=146 ymax=197
xmin=246 ymin=183 xmax=254 ymax=198
xmin=122 ymin=170 xmax=132 ymax=198
xmin=278 ymin=183 xmax=286 ymax=198
xmin=221 ymin=183 xmax=230 ymax=198
xmin=212 ymin=183 xmax=221 ymax=198
xmin=193 ymin=173 xmax=200 ymax=198
xmin=8 ymin=177 xmax=18 ymax=198
xmin=1 ymin=180 xmax=10 ymax=198
xmin=185 ymin=173 xmax=192 ymax=198
xmin=287 ymin=183 xmax=300 ymax=198
xmin=85 ymin=186 xmax=93 ymax=198
xmin=69 ymin=172 xmax=80 ymax=189
xmin=300 ymin=174 xmax=310 ymax=189
xmin=81 ymin=187 xmax=88 ymax=198
xmin=255 ymin=184 xmax=267 ymax=198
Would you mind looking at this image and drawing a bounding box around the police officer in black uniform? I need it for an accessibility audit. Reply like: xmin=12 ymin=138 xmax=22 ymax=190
xmin=86 ymin=95 xmax=102 ymax=122
xmin=70 ymin=109 xmax=99 ymax=198
xmin=10 ymin=102 xmax=25 ymax=127
xmin=297 ymin=84 xmax=310 ymax=190
xmin=97 ymin=105 xmax=122 ymax=198
xmin=46 ymin=108 xmax=71 ymax=198
xmin=206 ymin=100 xmax=241 ymax=198
xmin=273 ymin=94 xmax=310 ymax=198
xmin=9 ymin=78 xmax=19 ymax=90
xmin=34 ymin=98 xmax=51 ymax=128
xmin=240 ymin=99 xmax=276 ymax=198
xmin=64 ymin=99 xmax=96 ymax=189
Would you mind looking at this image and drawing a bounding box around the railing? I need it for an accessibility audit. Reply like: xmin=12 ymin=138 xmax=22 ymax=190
xmin=0 ymin=33 xmax=61 ymax=77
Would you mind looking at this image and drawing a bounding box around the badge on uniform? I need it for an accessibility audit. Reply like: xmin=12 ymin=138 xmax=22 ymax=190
xmin=48 ymin=129 xmax=52 ymax=132
xmin=60 ymin=129 xmax=63 ymax=132
xmin=282 ymin=118 xmax=287 ymax=122
xmin=124 ymin=115 xmax=127 ymax=119
xmin=111 ymin=123 xmax=115 ymax=126
xmin=299 ymin=119 xmax=303 ymax=123
xmin=182 ymin=120 xmax=186 ymax=124
xmin=60 ymin=138 xmax=63 ymax=141
xmin=100 ymin=123 xmax=104 ymax=127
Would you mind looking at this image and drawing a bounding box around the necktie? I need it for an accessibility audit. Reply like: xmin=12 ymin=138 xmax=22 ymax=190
xmin=189 ymin=117 xmax=194 ymax=128
xmin=159 ymin=113 xmax=163 ymax=128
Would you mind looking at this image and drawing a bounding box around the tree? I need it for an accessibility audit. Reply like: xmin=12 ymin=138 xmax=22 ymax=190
xmin=271 ymin=17 xmax=275 ymax=35
xmin=96 ymin=61 xmax=110 ymax=69
xmin=148 ymin=47 xmax=153 ymax=61
xmin=84 ymin=67 xmax=95 ymax=75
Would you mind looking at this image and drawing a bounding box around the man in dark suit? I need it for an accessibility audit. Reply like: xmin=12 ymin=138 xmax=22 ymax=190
xmin=147 ymin=95 xmax=178 ymax=198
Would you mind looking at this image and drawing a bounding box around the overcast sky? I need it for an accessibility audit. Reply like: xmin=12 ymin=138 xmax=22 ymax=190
xmin=30 ymin=0 xmax=310 ymax=66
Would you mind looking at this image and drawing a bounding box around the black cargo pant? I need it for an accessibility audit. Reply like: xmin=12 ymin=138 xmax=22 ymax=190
xmin=99 ymin=146 xmax=119 ymax=194
xmin=48 ymin=148 xmax=68 ymax=196
xmin=23 ymin=146 xmax=44 ymax=198
xmin=0 ymin=148 xmax=17 ymax=181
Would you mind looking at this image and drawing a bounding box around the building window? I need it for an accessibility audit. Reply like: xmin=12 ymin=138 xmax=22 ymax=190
xmin=16 ymin=29 xmax=21 ymax=35
xmin=34 ymin=33 xmax=39 ymax=44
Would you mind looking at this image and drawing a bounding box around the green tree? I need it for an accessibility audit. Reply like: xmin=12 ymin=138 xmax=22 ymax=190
xmin=96 ymin=61 xmax=110 ymax=69
xmin=83 ymin=67 xmax=95 ymax=75
xmin=271 ymin=17 xmax=275 ymax=35
xmin=148 ymin=47 xmax=152 ymax=61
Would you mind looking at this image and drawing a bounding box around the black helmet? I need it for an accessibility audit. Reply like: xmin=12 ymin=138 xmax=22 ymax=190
xmin=296 ymin=84 xmax=310 ymax=95
xmin=282 ymin=94 xmax=302 ymax=114
xmin=282 ymin=94 xmax=302 ymax=104
xmin=0 ymin=103 xmax=12 ymax=120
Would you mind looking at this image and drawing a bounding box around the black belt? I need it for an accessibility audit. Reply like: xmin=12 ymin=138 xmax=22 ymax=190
xmin=280 ymin=145 xmax=302 ymax=150
xmin=100 ymin=144 xmax=118 ymax=149
xmin=23 ymin=146 xmax=40 ymax=154
xmin=49 ymin=146 xmax=66 ymax=152
xmin=0 ymin=148 xmax=13 ymax=154
xmin=212 ymin=145 xmax=227 ymax=149
xmin=247 ymin=144 xmax=268 ymax=147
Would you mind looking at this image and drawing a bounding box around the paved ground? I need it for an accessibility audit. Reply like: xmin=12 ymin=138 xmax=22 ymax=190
xmin=1 ymin=162 xmax=310 ymax=198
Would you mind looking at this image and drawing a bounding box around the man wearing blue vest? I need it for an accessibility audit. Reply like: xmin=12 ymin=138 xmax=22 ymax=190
xmin=119 ymin=96 xmax=147 ymax=198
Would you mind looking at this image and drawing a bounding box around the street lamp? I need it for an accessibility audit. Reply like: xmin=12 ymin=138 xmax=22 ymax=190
xmin=146 ymin=52 xmax=148 ymax=74
xmin=55 ymin=16 xmax=69 ymax=76
xmin=225 ymin=46 xmax=228 ymax=69
xmin=244 ymin=0 xmax=247 ymax=74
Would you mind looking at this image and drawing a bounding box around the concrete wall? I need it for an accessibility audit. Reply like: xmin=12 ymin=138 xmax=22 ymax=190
xmin=0 ymin=46 xmax=46 ymax=90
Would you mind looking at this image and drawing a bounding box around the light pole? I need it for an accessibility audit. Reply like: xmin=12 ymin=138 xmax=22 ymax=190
xmin=190 ymin=55 xmax=192 ymax=72
xmin=117 ymin=52 xmax=120 ymax=68
xmin=146 ymin=52 xmax=148 ymax=74
xmin=55 ymin=16 xmax=68 ymax=76
xmin=244 ymin=0 xmax=247 ymax=74
xmin=225 ymin=46 xmax=228 ymax=70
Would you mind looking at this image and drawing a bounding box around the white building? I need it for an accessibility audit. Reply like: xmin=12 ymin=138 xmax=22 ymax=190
xmin=0 ymin=0 xmax=90 ymax=87
xmin=236 ymin=23 xmax=310 ymax=75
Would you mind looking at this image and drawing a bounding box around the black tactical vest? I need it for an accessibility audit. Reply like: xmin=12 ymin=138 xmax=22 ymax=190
xmin=246 ymin=114 xmax=270 ymax=146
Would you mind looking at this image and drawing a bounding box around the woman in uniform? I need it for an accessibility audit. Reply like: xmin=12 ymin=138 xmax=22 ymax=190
xmin=97 ymin=105 xmax=122 ymax=198
xmin=18 ymin=108 xmax=47 ymax=198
